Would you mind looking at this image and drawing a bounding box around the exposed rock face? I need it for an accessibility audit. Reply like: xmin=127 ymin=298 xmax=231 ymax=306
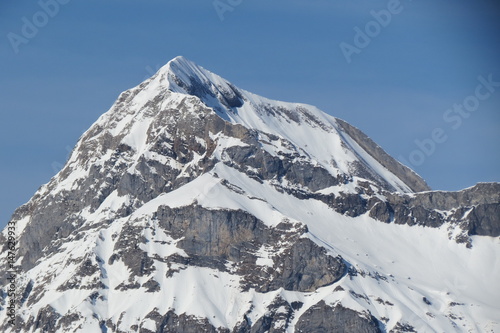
xmin=145 ymin=310 xmax=223 ymax=333
xmin=114 ymin=204 xmax=346 ymax=293
xmin=378 ymin=183 xmax=500 ymax=239
xmin=296 ymin=302 xmax=382 ymax=333
xmin=0 ymin=56 xmax=498 ymax=333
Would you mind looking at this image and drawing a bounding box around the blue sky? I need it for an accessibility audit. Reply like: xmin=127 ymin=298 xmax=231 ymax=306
xmin=1 ymin=0 xmax=499 ymax=227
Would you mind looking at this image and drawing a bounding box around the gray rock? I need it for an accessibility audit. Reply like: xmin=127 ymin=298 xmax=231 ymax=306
xmin=155 ymin=205 xmax=346 ymax=292
xmin=143 ymin=309 xmax=225 ymax=333
xmin=370 ymin=183 xmax=500 ymax=237
xmin=296 ymin=301 xmax=382 ymax=333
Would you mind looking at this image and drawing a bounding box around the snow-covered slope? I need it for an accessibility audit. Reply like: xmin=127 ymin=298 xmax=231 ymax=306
xmin=0 ymin=56 xmax=498 ymax=333
xmin=97 ymin=56 xmax=429 ymax=194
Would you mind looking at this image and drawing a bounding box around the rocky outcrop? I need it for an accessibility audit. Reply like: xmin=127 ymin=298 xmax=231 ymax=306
xmin=154 ymin=205 xmax=346 ymax=292
xmin=374 ymin=183 xmax=500 ymax=237
xmin=224 ymin=142 xmax=341 ymax=192
xmin=143 ymin=310 xmax=223 ymax=333
xmin=238 ymin=296 xmax=295 ymax=333
xmin=296 ymin=301 xmax=382 ymax=333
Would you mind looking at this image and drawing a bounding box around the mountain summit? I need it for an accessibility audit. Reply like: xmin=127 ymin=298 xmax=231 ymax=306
xmin=1 ymin=56 xmax=499 ymax=332
xmin=164 ymin=56 xmax=431 ymax=193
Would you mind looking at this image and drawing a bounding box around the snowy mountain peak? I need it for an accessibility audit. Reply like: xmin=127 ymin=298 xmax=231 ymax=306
xmin=163 ymin=55 xmax=203 ymax=76
xmin=141 ymin=56 xmax=428 ymax=193
xmin=1 ymin=57 xmax=498 ymax=333
xmin=155 ymin=55 xmax=244 ymax=114
xmin=162 ymin=55 xmax=216 ymax=85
